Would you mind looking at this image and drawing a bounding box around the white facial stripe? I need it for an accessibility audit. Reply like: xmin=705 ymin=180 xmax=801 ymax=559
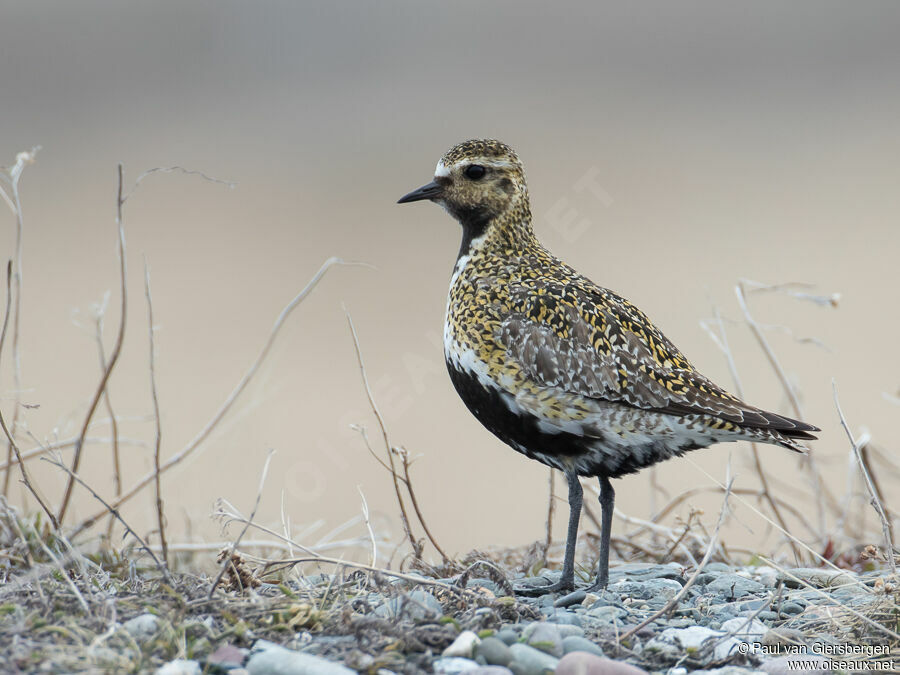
xmin=434 ymin=160 xmax=450 ymax=178
xmin=438 ymin=159 xmax=517 ymax=177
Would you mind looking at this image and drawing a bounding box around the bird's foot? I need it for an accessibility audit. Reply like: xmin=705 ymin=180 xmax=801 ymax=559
xmin=582 ymin=577 xmax=609 ymax=593
xmin=514 ymin=579 xmax=575 ymax=597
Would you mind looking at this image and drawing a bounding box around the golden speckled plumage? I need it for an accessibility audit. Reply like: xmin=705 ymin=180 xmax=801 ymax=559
xmin=399 ymin=139 xmax=819 ymax=592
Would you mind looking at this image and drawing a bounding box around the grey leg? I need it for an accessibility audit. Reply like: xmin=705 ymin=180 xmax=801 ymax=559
xmin=517 ymin=470 xmax=582 ymax=596
xmin=587 ymin=475 xmax=615 ymax=590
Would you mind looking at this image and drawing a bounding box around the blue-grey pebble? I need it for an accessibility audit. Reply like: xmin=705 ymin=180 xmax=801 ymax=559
xmin=497 ymin=628 xmax=518 ymax=646
xmin=475 ymin=637 xmax=513 ymax=667
xmin=561 ymin=635 xmax=604 ymax=657
xmin=554 ymin=590 xmax=586 ymax=608
xmin=507 ymin=644 xmax=559 ymax=675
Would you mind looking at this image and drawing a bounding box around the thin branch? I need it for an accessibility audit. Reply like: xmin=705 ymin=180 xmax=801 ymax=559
xmin=619 ymin=476 xmax=734 ymax=643
xmin=833 ymin=382 xmax=896 ymax=574
xmin=0 ymin=261 xmax=57 ymax=527
xmin=71 ymin=257 xmax=356 ymax=537
xmin=145 ymin=259 xmax=168 ymax=568
xmin=121 ymin=166 xmax=235 ymax=205
xmin=358 ymin=486 xmax=377 ymax=568
xmin=345 ymin=310 xmax=420 ymax=560
xmin=42 ymin=455 xmax=169 ymax=582
xmin=0 ymin=147 xmax=39 ymax=497
xmin=58 ymin=165 xmax=128 ymax=525
xmin=708 ymin=303 xmax=802 ymax=562
xmin=209 ymin=450 xmax=274 ymax=597
xmin=0 ymin=436 xmax=147 ymax=472
xmin=399 ymin=444 xmax=449 ymax=563
xmin=92 ymin=296 xmax=122 ymax=511
xmin=735 ymin=281 xmax=833 ymax=535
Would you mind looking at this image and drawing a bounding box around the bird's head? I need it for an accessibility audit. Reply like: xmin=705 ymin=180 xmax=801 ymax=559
xmin=398 ymin=139 xmax=530 ymax=235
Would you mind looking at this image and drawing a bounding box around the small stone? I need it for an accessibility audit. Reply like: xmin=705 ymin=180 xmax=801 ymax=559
xmin=643 ymin=626 xmax=741 ymax=662
xmin=778 ymin=602 xmax=804 ymax=616
xmin=374 ymin=589 xmax=443 ymax=620
xmin=156 ymin=661 xmax=201 ymax=675
xmin=755 ymin=566 xmax=778 ymax=588
xmin=757 ymin=611 xmax=779 ymax=622
xmin=525 ymin=623 xmax=566 ymax=657
xmin=776 ymin=567 xmax=856 ymax=589
xmin=761 ymin=654 xmax=831 ymax=675
xmin=585 ymin=606 xmax=627 ymax=626
xmin=475 ymin=637 xmax=513 ymax=666
xmin=468 ymin=668 xmax=513 ymax=675
xmin=444 ymin=631 xmax=481 ymax=658
xmin=555 ymin=590 xmax=587 ymax=608
xmin=561 ymin=636 xmax=604 ymax=657
xmin=523 ymin=621 xmax=583 ymax=641
xmin=542 ymin=609 xmax=583 ymax=627
xmin=719 ymin=617 xmax=768 ymax=642
xmin=125 ymin=614 xmax=160 ymax=642
xmin=705 ymin=574 xmax=764 ymax=599
xmin=433 ymin=657 xmax=481 ymax=674
xmin=247 ymin=640 xmax=354 ymax=674
xmin=206 ymin=643 xmax=247 ymax=669
xmin=508 ymin=643 xmax=559 ymax=675
xmin=555 ymin=652 xmax=648 ymax=675
xmin=497 ymin=628 xmax=518 ymax=645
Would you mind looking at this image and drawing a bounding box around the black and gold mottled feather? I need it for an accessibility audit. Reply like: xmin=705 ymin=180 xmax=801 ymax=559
xmin=398 ymin=139 xmax=819 ymax=593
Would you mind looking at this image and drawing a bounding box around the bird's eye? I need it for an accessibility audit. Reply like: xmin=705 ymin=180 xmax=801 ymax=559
xmin=464 ymin=164 xmax=486 ymax=180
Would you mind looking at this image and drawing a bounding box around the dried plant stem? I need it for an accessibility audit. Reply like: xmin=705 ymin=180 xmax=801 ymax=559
xmin=42 ymin=455 xmax=170 ymax=582
xmin=0 ymin=436 xmax=147 ymax=472
xmin=145 ymin=260 xmax=168 ymax=568
xmin=345 ymin=310 xmax=419 ymax=558
xmin=57 ymin=165 xmax=128 ymax=525
xmin=709 ymin=305 xmax=802 ymax=563
xmin=735 ymin=282 xmax=832 ymax=535
xmin=94 ymin=306 xmax=122 ymax=523
xmin=543 ymin=468 xmax=555 ymax=565
xmin=0 ymin=261 xmax=57 ymax=527
xmin=71 ymin=257 xmax=353 ymax=537
xmin=345 ymin=310 xmax=449 ymax=563
xmin=209 ymin=450 xmax=274 ymax=597
xmin=833 ymin=382 xmax=897 ymax=574
xmin=619 ymin=477 xmax=734 ymax=643
xmin=0 ymin=147 xmax=39 ymax=497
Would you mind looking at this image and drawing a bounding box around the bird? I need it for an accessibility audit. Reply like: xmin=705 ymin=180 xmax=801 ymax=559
xmin=397 ymin=139 xmax=819 ymax=594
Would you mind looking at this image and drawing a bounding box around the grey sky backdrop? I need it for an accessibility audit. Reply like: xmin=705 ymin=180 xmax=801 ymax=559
xmin=1 ymin=2 xmax=898 ymax=562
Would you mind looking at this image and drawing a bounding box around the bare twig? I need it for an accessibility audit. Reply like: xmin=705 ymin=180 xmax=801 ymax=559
xmin=543 ymin=468 xmax=555 ymax=566
xmin=0 ymin=261 xmax=57 ymax=527
xmin=707 ymin=303 xmax=802 ymax=563
xmin=619 ymin=476 xmax=735 ymax=643
xmin=145 ymin=260 xmax=168 ymax=568
xmin=833 ymin=382 xmax=896 ymax=574
xmin=121 ymin=166 xmax=235 ymax=205
xmin=92 ymin=295 xmax=122 ymax=525
xmin=0 ymin=435 xmax=147 ymax=472
xmin=71 ymin=257 xmax=356 ymax=537
xmin=209 ymin=450 xmax=274 ymax=597
xmin=0 ymin=147 xmax=39 ymax=497
xmin=735 ymin=281 xmax=833 ymax=536
xmin=345 ymin=310 xmax=420 ymax=560
xmin=42 ymin=455 xmax=170 ymax=582
xmin=58 ymin=165 xmax=128 ymax=525
xmin=358 ymin=486 xmax=377 ymax=568
xmin=400 ymin=444 xmax=449 ymax=564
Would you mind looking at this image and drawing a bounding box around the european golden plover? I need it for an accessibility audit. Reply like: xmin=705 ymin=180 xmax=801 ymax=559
xmin=398 ymin=139 xmax=819 ymax=594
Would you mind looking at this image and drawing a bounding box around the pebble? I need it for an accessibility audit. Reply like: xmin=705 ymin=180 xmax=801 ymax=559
xmin=373 ymin=589 xmax=443 ymax=620
xmin=124 ymin=613 xmax=160 ymax=642
xmin=468 ymin=668 xmax=513 ymax=675
xmin=705 ymin=574 xmax=764 ymax=599
xmin=443 ymin=631 xmax=481 ymax=658
xmin=507 ymin=643 xmax=559 ymax=675
xmin=778 ymin=602 xmax=804 ymax=616
xmin=155 ymin=661 xmax=201 ymax=675
xmin=561 ymin=635 xmax=604 ymax=657
xmin=719 ymin=617 xmax=768 ymax=642
xmin=475 ymin=637 xmax=513 ymax=666
xmin=777 ymin=567 xmax=856 ymax=589
xmin=555 ymin=590 xmax=587 ymax=607
xmin=555 ymin=652 xmax=648 ymax=675
xmin=497 ymin=628 xmax=518 ymax=645
xmin=762 ymin=627 xmax=806 ymax=647
xmin=433 ymin=657 xmax=481 ymax=673
xmin=246 ymin=640 xmax=355 ymax=674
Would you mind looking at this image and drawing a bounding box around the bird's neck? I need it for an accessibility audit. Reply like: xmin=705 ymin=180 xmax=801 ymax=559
xmin=456 ymin=194 xmax=537 ymax=261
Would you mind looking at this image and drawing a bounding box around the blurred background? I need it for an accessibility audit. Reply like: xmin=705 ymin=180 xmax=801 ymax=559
xmin=1 ymin=1 xmax=898 ymax=567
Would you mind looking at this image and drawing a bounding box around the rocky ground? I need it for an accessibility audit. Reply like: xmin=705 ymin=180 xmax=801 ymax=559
xmin=27 ymin=561 xmax=889 ymax=675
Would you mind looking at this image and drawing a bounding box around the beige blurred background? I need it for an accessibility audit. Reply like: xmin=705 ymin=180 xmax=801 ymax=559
xmin=1 ymin=2 xmax=898 ymax=566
